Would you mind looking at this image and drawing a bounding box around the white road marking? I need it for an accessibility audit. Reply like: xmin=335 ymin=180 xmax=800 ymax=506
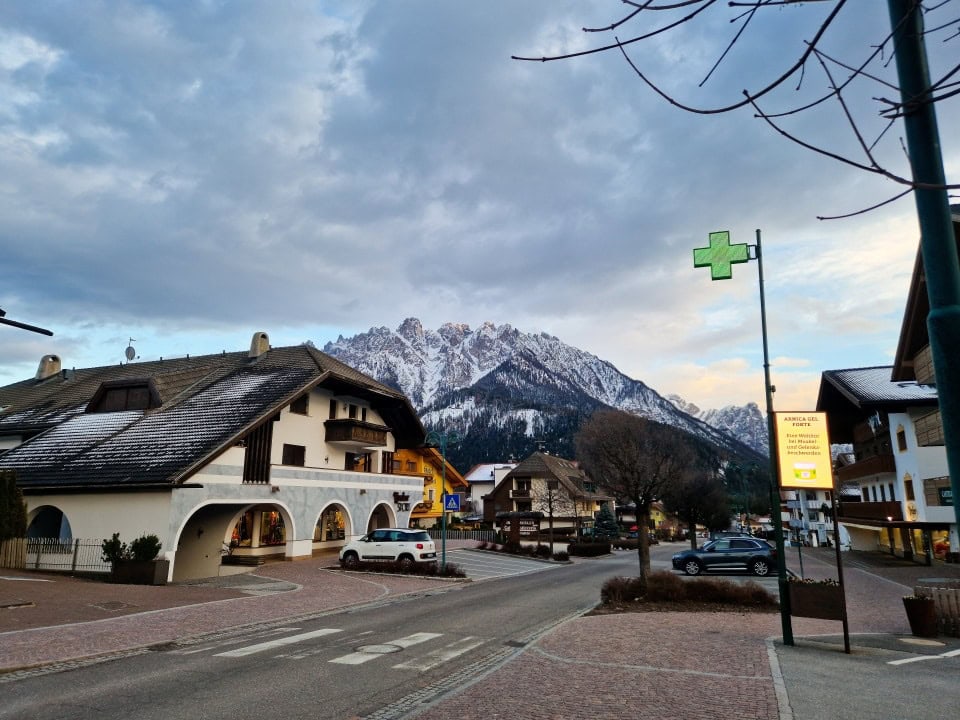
xmin=392 ymin=636 xmax=486 ymax=671
xmin=329 ymin=632 xmax=442 ymax=665
xmin=888 ymin=648 xmax=960 ymax=666
xmin=214 ymin=628 xmax=342 ymax=657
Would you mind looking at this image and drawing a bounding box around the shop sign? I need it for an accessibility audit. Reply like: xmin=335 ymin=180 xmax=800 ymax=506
xmin=775 ymin=412 xmax=834 ymax=490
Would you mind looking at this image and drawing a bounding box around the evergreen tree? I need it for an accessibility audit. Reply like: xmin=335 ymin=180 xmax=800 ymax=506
xmin=593 ymin=503 xmax=620 ymax=539
xmin=0 ymin=470 xmax=28 ymax=541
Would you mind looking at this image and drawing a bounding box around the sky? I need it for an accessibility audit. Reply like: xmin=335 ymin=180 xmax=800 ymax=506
xmin=1 ymin=1 xmax=957 ymax=414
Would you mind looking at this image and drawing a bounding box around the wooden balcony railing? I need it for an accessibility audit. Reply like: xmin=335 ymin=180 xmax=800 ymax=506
xmin=836 ymin=453 xmax=896 ymax=483
xmin=837 ymin=500 xmax=903 ymax=523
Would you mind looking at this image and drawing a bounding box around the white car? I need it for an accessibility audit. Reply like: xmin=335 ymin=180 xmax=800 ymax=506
xmin=339 ymin=528 xmax=437 ymax=569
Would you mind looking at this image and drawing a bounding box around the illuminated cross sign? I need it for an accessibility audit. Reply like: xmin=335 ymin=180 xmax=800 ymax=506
xmin=693 ymin=230 xmax=749 ymax=280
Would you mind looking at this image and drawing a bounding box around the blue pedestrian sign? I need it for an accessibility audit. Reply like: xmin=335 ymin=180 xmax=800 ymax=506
xmin=443 ymin=494 xmax=461 ymax=512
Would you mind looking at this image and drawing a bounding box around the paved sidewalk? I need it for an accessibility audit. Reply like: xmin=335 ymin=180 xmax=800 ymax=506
xmin=3 ymin=544 xmax=960 ymax=719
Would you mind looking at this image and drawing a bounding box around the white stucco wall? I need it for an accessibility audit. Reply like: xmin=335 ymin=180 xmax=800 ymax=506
xmin=26 ymin=492 xmax=172 ymax=545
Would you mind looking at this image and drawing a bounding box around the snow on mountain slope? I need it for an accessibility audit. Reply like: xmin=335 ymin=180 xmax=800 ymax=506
xmin=323 ymin=319 xmax=768 ymax=459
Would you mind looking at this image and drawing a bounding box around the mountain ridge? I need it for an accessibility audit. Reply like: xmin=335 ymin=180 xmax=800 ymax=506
xmin=323 ymin=319 xmax=768 ymax=469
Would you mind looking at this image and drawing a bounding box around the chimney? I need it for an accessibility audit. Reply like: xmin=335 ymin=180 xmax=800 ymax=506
xmin=249 ymin=332 xmax=270 ymax=358
xmin=35 ymin=354 xmax=62 ymax=380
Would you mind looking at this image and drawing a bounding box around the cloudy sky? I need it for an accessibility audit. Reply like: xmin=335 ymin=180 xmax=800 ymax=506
xmin=1 ymin=1 xmax=957 ymax=413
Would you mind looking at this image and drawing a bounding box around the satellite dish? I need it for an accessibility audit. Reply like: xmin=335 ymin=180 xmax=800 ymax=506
xmin=125 ymin=338 xmax=136 ymax=361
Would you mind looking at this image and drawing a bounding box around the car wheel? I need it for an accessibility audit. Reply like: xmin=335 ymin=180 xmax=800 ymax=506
xmin=683 ymin=559 xmax=703 ymax=576
xmin=341 ymin=551 xmax=359 ymax=569
xmin=398 ymin=555 xmax=415 ymax=571
xmin=751 ymin=559 xmax=771 ymax=576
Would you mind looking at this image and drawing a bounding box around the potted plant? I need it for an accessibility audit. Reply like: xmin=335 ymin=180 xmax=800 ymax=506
xmin=902 ymin=595 xmax=938 ymax=637
xmin=787 ymin=577 xmax=845 ymax=620
xmin=103 ymin=533 xmax=169 ymax=585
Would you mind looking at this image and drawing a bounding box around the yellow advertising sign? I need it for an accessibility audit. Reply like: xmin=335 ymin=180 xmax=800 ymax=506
xmin=774 ymin=412 xmax=834 ymax=490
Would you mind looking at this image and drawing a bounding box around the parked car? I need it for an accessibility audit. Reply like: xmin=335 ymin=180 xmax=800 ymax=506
xmin=339 ymin=528 xmax=437 ymax=569
xmin=671 ymin=537 xmax=776 ymax=577
xmin=709 ymin=531 xmax=755 ymax=540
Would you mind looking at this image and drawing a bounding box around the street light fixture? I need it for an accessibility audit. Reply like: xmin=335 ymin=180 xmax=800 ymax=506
xmin=424 ymin=428 xmax=461 ymax=570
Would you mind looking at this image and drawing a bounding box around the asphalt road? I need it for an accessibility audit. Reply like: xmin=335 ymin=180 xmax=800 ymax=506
xmin=0 ymin=551 xmax=639 ymax=720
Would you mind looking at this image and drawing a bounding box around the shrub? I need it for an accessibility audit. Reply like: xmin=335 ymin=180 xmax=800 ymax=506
xmin=476 ymin=541 xmax=489 ymax=550
xmin=101 ymin=533 xmax=129 ymax=564
xmin=599 ymin=570 xmax=778 ymax=608
xmin=345 ymin=560 xmax=466 ymax=578
xmin=129 ymin=534 xmax=162 ymax=562
xmin=601 ymin=576 xmax=646 ymax=603
xmin=613 ymin=539 xmax=639 ymax=551
xmin=643 ymin=570 xmax=687 ymax=602
xmin=553 ymin=551 xmax=570 ymax=561
xmin=535 ymin=544 xmax=552 ymax=558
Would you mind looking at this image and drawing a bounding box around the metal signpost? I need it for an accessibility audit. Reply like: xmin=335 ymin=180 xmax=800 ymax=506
xmin=425 ymin=430 xmax=460 ymax=571
xmin=693 ymin=229 xmax=794 ymax=645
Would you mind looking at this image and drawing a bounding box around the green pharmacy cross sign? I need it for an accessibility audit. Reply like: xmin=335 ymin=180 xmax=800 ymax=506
xmin=693 ymin=230 xmax=749 ymax=280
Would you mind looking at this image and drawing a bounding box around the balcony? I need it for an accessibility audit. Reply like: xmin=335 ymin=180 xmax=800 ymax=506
xmin=510 ymin=488 xmax=531 ymax=499
xmin=836 ymin=453 xmax=896 ymax=483
xmin=324 ymin=419 xmax=388 ymax=448
xmin=837 ymin=500 xmax=903 ymax=523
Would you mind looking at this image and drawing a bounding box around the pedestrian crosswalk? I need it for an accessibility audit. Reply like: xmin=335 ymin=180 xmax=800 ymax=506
xmin=168 ymin=626 xmax=487 ymax=671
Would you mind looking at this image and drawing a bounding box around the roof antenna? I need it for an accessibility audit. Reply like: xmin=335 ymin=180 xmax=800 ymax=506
xmin=124 ymin=338 xmax=137 ymax=362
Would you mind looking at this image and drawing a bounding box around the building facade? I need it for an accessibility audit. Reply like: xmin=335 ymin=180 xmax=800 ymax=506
xmin=0 ymin=333 xmax=427 ymax=580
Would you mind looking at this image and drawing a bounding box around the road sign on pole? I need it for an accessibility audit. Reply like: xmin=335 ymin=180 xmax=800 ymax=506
xmin=444 ymin=494 xmax=461 ymax=512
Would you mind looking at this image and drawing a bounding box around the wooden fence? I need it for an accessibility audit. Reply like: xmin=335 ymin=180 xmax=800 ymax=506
xmin=916 ymin=582 xmax=960 ymax=637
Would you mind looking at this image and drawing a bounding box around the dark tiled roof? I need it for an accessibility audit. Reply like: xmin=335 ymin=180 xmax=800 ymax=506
xmin=505 ymin=451 xmax=612 ymax=501
xmin=820 ymin=367 xmax=938 ymax=406
xmin=0 ymin=344 xmax=423 ymax=489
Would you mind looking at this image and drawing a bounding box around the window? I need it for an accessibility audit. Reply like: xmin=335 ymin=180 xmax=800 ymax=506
xmin=428 ymin=488 xmax=435 ymax=502
xmin=329 ymin=399 xmax=337 ymax=419
xmin=871 ymin=486 xmax=878 ymax=502
xmin=88 ymin=381 xmax=158 ymax=412
xmin=349 ymin=404 xmax=357 ymax=419
xmin=896 ymin=425 xmax=907 ymax=451
xmin=880 ymin=485 xmax=886 ymax=501
xmin=406 ymin=460 xmax=417 ymax=472
xmin=905 ymin=478 xmax=916 ymax=501
xmin=361 ymin=407 xmax=367 ymax=422
xmin=862 ymin=487 xmax=869 ymax=501
xmin=290 ymin=393 xmax=309 ymax=415
xmin=282 ymin=444 xmax=305 ymax=466
xmin=888 ymin=483 xmax=895 ymax=501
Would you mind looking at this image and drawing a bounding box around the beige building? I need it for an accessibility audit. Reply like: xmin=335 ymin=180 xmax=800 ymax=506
xmin=0 ymin=333 xmax=427 ymax=580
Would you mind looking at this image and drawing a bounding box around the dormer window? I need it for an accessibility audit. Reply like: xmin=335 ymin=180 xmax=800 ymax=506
xmin=87 ymin=379 xmax=160 ymax=413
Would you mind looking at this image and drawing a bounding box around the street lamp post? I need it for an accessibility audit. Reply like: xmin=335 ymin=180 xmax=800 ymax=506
xmin=424 ymin=429 xmax=460 ymax=571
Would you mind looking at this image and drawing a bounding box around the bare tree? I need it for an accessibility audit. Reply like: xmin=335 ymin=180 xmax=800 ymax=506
xmin=574 ymin=409 xmax=693 ymax=585
xmin=513 ymin=1 xmax=959 ymax=218
xmin=661 ymin=467 xmax=731 ymax=550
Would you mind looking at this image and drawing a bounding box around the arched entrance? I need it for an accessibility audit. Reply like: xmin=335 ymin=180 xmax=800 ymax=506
xmin=26 ymin=505 xmax=72 ymax=541
xmin=313 ymin=503 xmax=350 ymax=549
xmin=173 ymin=502 xmax=293 ymax=582
xmin=367 ymin=503 xmax=394 ymax=532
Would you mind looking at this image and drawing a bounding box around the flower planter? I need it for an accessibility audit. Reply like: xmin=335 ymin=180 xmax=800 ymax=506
xmin=903 ymin=596 xmax=938 ymax=638
xmin=788 ymin=582 xmax=844 ymax=620
xmin=111 ymin=559 xmax=170 ymax=585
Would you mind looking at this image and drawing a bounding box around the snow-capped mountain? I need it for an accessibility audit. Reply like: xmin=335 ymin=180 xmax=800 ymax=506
xmin=667 ymin=396 xmax=769 ymax=457
xmin=323 ymin=319 xmax=767 ymax=469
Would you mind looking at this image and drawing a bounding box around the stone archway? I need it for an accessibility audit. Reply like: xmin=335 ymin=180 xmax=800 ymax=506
xmin=26 ymin=505 xmax=72 ymax=541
